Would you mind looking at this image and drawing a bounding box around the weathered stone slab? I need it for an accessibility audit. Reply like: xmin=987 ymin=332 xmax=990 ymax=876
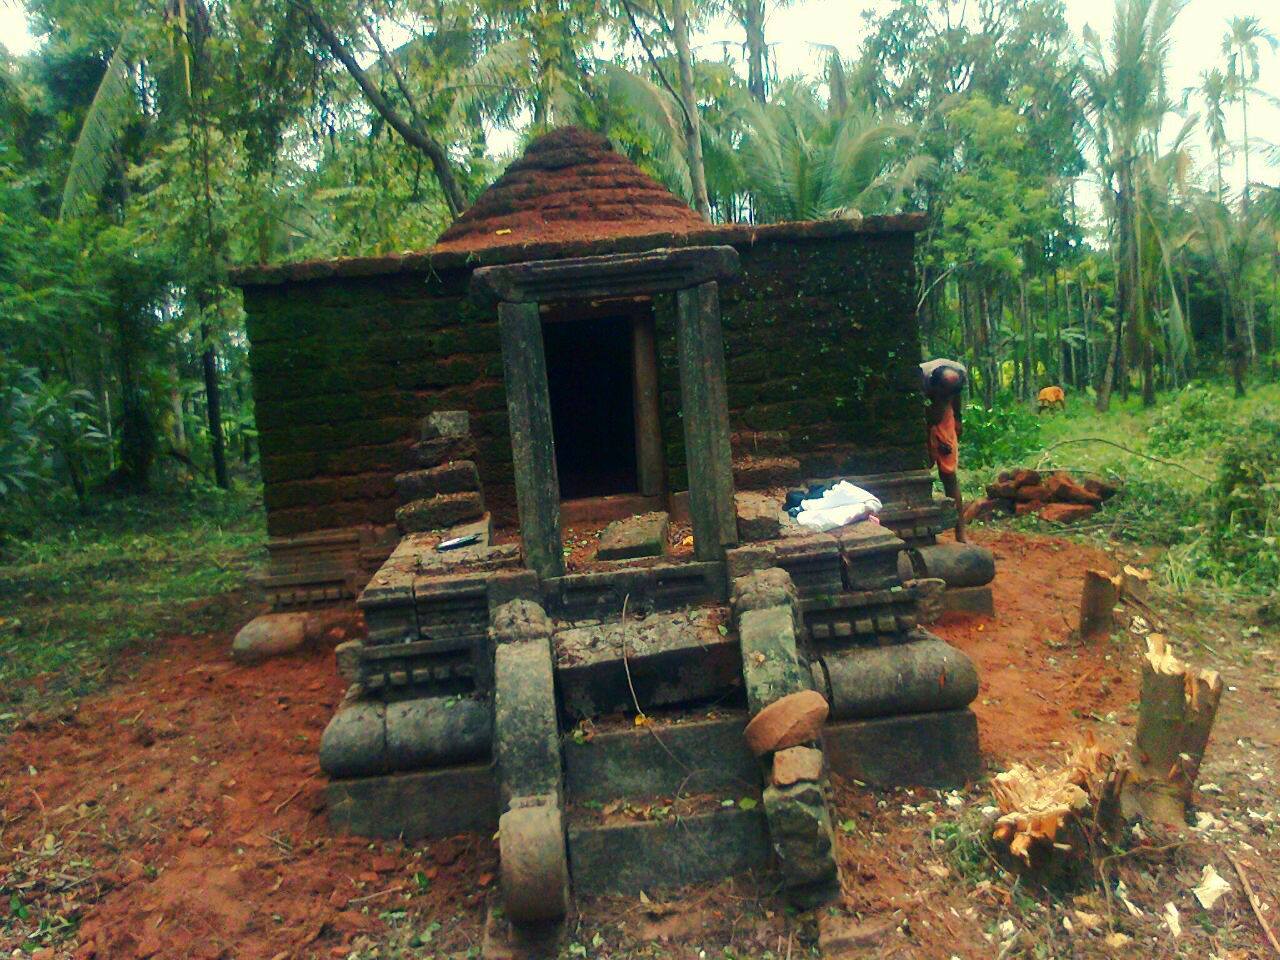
xmin=726 ymin=544 xmax=776 ymax=580
xmin=735 ymin=491 xmax=782 ymax=543
xmin=733 ymin=456 xmax=801 ymax=491
xmin=833 ymin=522 xmax=906 ymax=591
xmin=396 ymin=461 xmax=481 ymax=501
xmin=471 ymin=245 xmax=741 ymax=307
xmin=494 ymin=634 xmax=561 ymax=805
xmin=738 ymin=606 xmax=810 ymax=716
xmin=421 ymin=409 xmax=470 ymax=441
xmin=773 ymin=533 xmax=843 ymax=597
xmin=813 ymin=634 xmax=979 ymax=720
xmin=597 ymin=512 xmax=670 ymax=561
xmin=554 ymin=609 xmax=740 ymax=719
xmin=731 ymin=567 xmax=799 ymax=619
xmin=566 ymin=806 xmax=769 ymax=895
xmin=763 ymin=780 xmax=839 ymax=900
xmin=327 ymin=762 xmax=498 ymax=839
xmin=822 ymin=709 xmax=981 ymax=788
xmin=940 ymin=584 xmax=995 ymax=617
xmin=541 ymin=562 xmax=727 ymax=621
xmin=397 ymin=492 xmax=485 ymax=532
xmin=563 ymin=715 xmax=759 ymax=801
xmin=412 ymin=434 xmax=479 ymax=469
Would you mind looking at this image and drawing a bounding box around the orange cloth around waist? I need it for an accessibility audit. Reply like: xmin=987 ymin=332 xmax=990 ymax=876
xmin=929 ymin=405 xmax=959 ymax=474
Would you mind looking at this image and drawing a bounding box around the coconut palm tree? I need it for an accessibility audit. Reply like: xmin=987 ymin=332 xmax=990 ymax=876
xmin=736 ymin=78 xmax=933 ymax=223
xmin=1222 ymin=16 xmax=1278 ymax=210
xmin=1079 ymin=0 xmax=1187 ymax=409
xmin=1186 ymin=68 xmax=1231 ymax=203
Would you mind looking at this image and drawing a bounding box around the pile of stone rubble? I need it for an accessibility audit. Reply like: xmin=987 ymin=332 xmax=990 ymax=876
xmin=967 ymin=468 xmax=1119 ymax=525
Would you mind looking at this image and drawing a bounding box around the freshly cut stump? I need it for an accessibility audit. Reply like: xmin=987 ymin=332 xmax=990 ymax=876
xmin=1126 ymin=634 xmax=1223 ymax=826
xmin=1079 ymin=569 xmax=1122 ymax=641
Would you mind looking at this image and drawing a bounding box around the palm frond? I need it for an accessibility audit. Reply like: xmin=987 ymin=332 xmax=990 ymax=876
xmin=60 ymin=24 xmax=142 ymax=221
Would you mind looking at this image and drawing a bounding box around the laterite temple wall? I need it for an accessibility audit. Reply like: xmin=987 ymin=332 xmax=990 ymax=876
xmin=659 ymin=229 xmax=927 ymax=490
xmin=237 ymin=218 xmax=928 ymax=538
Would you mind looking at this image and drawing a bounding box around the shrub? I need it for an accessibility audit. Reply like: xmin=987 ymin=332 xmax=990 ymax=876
xmin=1146 ymin=383 xmax=1234 ymax=456
xmin=1200 ymin=416 xmax=1280 ymax=589
xmin=961 ymin=395 xmax=1042 ymax=470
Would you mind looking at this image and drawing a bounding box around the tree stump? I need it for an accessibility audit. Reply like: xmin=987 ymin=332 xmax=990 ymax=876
xmin=1124 ymin=634 xmax=1223 ymax=827
xmin=1079 ymin=569 xmax=1122 ymax=641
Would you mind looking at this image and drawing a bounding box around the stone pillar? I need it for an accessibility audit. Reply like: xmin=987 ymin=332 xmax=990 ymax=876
xmin=498 ymin=301 xmax=564 ymax=580
xmin=631 ymin=314 xmax=665 ymax=497
xmin=675 ymin=281 xmax=737 ymax=560
xmin=491 ymin=600 xmax=570 ymax=923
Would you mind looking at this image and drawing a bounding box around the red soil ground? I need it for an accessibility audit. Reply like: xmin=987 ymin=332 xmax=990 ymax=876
xmin=0 ymin=529 xmax=1144 ymax=958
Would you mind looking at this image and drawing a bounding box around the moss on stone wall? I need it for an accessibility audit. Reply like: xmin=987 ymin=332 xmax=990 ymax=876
xmin=241 ymin=231 xmax=925 ymax=538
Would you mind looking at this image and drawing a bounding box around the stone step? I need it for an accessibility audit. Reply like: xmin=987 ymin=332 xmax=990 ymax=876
xmin=395 ymin=461 xmax=481 ymax=503
xmin=822 ymin=709 xmax=980 ymax=789
xmin=730 ymin=430 xmax=791 ymax=458
xmin=566 ymin=802 xmax=770 ymax=896
xmin=563 ymin=713 xmax=759 ymax=803
xmin=396 ymin=491 xmax=485 ymax=533
xmin=733 ymin=455 xmax=802 ymax=490
xmin=553 ymin=607 xmax=742 ymax=719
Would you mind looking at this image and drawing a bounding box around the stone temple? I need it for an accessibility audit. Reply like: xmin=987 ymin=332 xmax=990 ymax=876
xmin=231 ymin=127 xmax=996 ymax=921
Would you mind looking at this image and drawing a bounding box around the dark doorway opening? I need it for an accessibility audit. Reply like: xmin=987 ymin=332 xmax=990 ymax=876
xmin=542 ymin=313 xmax=638 ymax=499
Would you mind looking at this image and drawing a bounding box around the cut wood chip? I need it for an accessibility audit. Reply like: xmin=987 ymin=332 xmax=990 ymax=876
xmin=1193 ymin=863 xmax=1231 ymax=910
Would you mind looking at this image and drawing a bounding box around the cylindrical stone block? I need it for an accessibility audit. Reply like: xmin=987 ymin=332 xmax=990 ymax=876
xmin=499 ymin=798 xmax=570 ymax=923
xmin=320 ymin=700 xmax=388 ymax=778
xmin=814 ymin=634 xmax=979 ymax=720
xmin=913 ymin=543 xmax=996 ymax=588
xmin=320 ymin=695 xmax=492 ymax=778
xmin=385 ymin=696 xmax=492 ymax=770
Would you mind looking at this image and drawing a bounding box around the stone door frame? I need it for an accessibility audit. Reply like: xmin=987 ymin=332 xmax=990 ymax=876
xmin=471 ymin=246 xmax=742 ymax=579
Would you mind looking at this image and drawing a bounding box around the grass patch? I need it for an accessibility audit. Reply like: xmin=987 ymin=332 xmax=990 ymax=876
xmin=960 ymin=381 xmax=1280 ymax=598
xmin=0 ymin=485 xmax=264 ymax=728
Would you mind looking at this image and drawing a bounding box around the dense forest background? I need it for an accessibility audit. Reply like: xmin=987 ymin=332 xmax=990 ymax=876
xmin=1 ymin=0 xmax=1277 ymax=519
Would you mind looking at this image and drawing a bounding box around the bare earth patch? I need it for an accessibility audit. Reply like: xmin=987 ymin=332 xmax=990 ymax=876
xmin=2 ymin=529 xmax=1276 ymax=959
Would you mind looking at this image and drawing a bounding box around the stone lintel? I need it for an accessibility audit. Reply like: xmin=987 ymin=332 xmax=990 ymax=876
xmin=470 ymin=246 xmax=740 ymax=307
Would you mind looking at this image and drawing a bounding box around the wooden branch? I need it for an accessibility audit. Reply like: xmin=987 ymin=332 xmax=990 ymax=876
xmin=1228 ymin=852 xmax=1280 ymax=957
xmin=1079 ymin=569 xmax=1122 ymax=641
xmin=295 ymin=0 xmax=465 ymax=217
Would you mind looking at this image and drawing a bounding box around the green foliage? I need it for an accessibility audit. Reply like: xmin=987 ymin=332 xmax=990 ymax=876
xmin=1204 ymin=416 xmax=1280 ymax=586
xmin=961 ymin=396 xmax=1043 ymax=470
xmin=1145 ymin=382 xmax=1235 ymax=455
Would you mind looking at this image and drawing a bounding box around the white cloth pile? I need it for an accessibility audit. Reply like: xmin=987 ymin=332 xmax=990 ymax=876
xmin=794 ymin=480 xmax=882 ymax=532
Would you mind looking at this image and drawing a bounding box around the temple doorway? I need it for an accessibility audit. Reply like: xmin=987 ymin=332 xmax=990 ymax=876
xmin=541 ymin=300 xmax=664 ymax=504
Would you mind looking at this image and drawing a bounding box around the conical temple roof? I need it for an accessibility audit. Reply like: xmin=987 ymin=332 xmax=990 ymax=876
xmin=432 ymin=127 xmax=707 ymax=253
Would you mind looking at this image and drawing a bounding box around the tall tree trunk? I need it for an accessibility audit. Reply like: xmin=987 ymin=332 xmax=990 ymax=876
xmin=742 ymin=0 xmax=768 ymax=103
xmin=671 ymin=0 xmax=711 ymax=219
xmin=200 ymin=315 xmax=229 ymax=489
